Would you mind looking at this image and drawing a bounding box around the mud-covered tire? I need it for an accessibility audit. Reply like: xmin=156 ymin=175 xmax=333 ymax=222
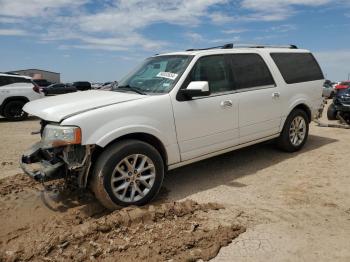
xmin=2 ymin=100 xmax=28 ymax=121
xmin=327 ymin=103 xmax=337 ymax=120
xmin=277 ymin=109 xmax=309 ymax=152
xmin=90 ymin=139 xmax=164 ymax=210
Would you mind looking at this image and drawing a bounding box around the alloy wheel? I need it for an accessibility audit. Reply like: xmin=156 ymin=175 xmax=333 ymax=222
xmin=289 ymin=116 xmax=306 ymax=146
xmin=110 ymin=154 xmax=156 ymax=203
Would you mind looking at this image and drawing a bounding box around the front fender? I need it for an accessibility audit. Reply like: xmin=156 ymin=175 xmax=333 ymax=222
xmin=94 ymin=124 xmax=169 ymax=148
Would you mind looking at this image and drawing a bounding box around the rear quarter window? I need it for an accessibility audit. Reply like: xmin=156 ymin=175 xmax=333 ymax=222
xmin=270 ymin=53 xmax=324 ymax=84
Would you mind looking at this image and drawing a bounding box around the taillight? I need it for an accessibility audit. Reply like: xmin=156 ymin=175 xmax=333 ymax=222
xmin=33 ymin=85 xmax=40 ymax=93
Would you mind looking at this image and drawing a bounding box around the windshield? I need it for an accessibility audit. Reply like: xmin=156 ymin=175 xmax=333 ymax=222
xmin=117 ymin=55 xmax=192 ymax=94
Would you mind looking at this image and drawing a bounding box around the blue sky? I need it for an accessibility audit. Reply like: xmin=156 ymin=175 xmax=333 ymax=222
xmin=0 ymin=0 xmax=349 ymax=82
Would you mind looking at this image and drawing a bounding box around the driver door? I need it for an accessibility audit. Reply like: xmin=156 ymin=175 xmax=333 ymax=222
xmin=172 ymin=55 xmax=239 ymax=161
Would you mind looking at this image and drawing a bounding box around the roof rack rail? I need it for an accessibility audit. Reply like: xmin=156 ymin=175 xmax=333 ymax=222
xmin=186 ymin=43 xmax=298 ymax=51
xmin=232 ymin=44 xmax=298 ymax=49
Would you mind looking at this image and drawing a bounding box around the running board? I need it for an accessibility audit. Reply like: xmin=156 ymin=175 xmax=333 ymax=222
xmin=168 ymin=134 xmax=279 ymax=170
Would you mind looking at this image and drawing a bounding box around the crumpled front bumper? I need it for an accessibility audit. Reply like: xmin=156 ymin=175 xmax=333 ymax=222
xmin=20 ymin=142 xmax=65 ymax=182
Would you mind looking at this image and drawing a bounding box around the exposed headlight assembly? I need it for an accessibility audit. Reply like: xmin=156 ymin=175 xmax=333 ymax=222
xmin=41 ymin=124 xmax=82 ymax=149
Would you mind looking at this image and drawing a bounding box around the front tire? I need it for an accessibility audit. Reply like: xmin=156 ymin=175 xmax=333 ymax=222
xmin=277 ymin=109 xmax=309 ymax=152
xmin=2 ymin=100 xmax=28 ymax=121
xmin=90 ymin=139 xmax=164 ymax=209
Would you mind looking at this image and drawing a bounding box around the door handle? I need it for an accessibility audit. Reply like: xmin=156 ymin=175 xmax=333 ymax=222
xmin=272 ymin=92 xmax=280 ymax=98
xmin=220 ymin=100 xmax=233 ymax=108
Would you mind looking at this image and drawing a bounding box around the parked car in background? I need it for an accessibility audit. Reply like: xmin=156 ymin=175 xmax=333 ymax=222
xmin=327 ymin=87 xmax=350 ymax=124
xmin=322 ymin=80 xmax=335 ymax=98
xmin=33 ymin=79 xmax=52 ymax=87
xmin=335 ymin=81 xmax=350 ymax=90
xmin=91 ymin=83 xmax=102 ymax=89
xmin=99 ymin=82 xmax=112 ymax=89
xmin=72 ymin=81 xmax=91 ymax=91
xmin=42 ymin=83 xmax=77 ymax=96
xmin=0 ymin=73 xmax=43 ymax=120
xmin=21 ymin=44 xmax=324 ymax=208
xmin=99 ymin=81 xmax=118 ymax=91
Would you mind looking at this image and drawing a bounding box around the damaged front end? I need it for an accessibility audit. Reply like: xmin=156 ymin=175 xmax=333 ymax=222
xmin=20 ymin=121 xmax=94 ymax=188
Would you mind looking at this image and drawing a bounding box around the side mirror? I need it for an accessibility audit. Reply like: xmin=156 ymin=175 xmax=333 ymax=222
xmin=179 ymin=81 xmax=210 ymax=100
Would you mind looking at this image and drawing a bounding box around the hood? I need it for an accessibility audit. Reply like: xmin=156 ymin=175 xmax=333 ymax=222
xmin=23 ymin=90 xmax=145 ymax=122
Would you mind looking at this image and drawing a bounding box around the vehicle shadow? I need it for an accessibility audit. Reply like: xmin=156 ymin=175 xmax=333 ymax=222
xmin=163 ymin=134 xmax=337 ymax=201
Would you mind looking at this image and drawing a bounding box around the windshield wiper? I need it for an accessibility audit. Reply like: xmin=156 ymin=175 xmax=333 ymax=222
xmin=116 ymin=85 xmax=147 ymax=95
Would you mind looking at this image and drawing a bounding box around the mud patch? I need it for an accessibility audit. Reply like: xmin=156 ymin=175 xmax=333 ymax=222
xmin=0 ymin=176 xmax=245 ymax=262
xmin=0 ymin=174 xmax=39 ymax=196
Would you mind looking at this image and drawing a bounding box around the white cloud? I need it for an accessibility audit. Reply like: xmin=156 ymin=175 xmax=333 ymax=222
xmin=267 ymin=24 xmax=297 ymax=32
xmin=222 ymin=28 xmax=248 ymax=34
xmin=0 ymin=0 xmax=87 ymax=17
xmin=78 ymin=0 xmax=226 ymax=34
xmin=0 ymin=0 xmax=347 ymax=53
xmin=186 ymin=32 xmax=205 ymax=43
xmin=209 ymin=12 xmax=233 ymax=23
xmin=0 ymin=17 xmax=22 ymax=23
xmin=0 ymin=28 xmax=27 ymax=36
xmin=185 ymin=31 xmax=240 ymax=46
xmin=241 ymin=0 xmax=333 ymax=21
xmin=210 ymin=36 xmax=241 ymax=43
xmin=0 ymin=0 xmax=228 ymax=51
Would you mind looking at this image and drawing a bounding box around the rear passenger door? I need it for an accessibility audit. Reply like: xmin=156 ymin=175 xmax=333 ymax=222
xmin=229 ymin=53 xmax=282 ymax=144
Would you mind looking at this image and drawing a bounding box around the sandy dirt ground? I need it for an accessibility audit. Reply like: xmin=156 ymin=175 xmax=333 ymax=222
xmin=0 ymin=102 xmax=349 ymax=261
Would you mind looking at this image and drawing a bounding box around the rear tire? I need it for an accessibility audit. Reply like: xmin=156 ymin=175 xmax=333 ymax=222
xmin=2 ymin=100 xmax=28 ymax=121
xmin=90 ymin=139 xmax=164 ymax=210
xmin=277 ymin=109 xmax=309 ymax=152
xmin=327 ymin=103 xmax=337 ymax=120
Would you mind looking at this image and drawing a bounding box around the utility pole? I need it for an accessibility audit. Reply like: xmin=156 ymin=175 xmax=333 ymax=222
xmin=348 ymin=73 xmax=350 ymax=80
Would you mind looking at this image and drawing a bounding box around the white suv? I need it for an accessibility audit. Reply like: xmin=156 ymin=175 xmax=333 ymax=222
xmin=20 ymin=44 xmax=324 ymax=209
xmin=0 ymin=73 xmax=43 ymax=120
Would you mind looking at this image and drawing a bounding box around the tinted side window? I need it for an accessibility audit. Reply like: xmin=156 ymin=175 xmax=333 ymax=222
xmin=0 ymin=76 xmax=10 ymax=87
xmin=270 ymin=53 xmax=324 ymax=84
xmin=8 ymin=77 xmax=31 ymax=84
xmin=230 ymin=54 xmax=275 ymax=89
xmin=189 ymin=55 xmax=233 ymax=93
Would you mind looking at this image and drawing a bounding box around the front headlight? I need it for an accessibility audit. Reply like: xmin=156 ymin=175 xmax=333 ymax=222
xmin=41 ymin=124 xmax=82 ymax=149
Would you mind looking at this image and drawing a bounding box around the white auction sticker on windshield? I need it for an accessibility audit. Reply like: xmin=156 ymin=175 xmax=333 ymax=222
xmin=156 ymin=72 xmax=178 ymax=80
